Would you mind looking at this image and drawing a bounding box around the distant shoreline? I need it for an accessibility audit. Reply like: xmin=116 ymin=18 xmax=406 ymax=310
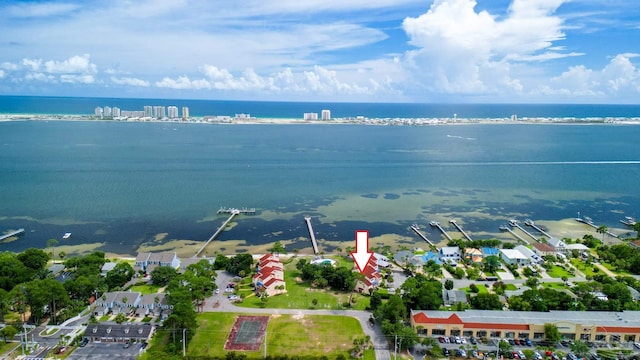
xmin=2 ymin=113 xmax=640 ymax=125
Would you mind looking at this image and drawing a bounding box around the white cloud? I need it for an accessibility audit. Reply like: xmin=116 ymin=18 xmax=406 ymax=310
xmin=399 ymin=0 xmax=572 ymax=96
xmin=1 ymin=62 xmax=18 ymax=71
xmin=25 ymin=72 xmax=55 ymax=82
xmin=22 ymin=58 xmax=42 ymax=71
xmin=0 ymin=70 xmax=4 ymax=79
xmin=5 ymin=2 xmax=79 ymax=18
xmin=110 ymin=76 xmax=150 ymax=87
xmin=535 ymin=54 xmax=640 ymax=99
xmin=44 ymin=54 xmax=96 ymax=74
xmin=60 ymin=74 xmax=95 ymax=84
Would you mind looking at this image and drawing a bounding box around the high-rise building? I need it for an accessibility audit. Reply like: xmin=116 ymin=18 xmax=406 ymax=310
xmin=321 ymin=109 xmax=331 ymax=121
xmin=94 ymin=107 xmax=103 ymax=118
xmin=303 ymin=112 xmax=318 ymax=120
xmin=112 ymin=107 xmax=121 ymax=117
xmin=167 ymin=106 xmax=179 ymax=119
xmin=103 ymin=106 xmax=112 ymax=117
xmin=153 ymin=106 xmax=166 ymax=119
xmin=144 ymin=106 xmax=153 ymax=118
xmin=182 ymin=107 xmax=190 ymax=120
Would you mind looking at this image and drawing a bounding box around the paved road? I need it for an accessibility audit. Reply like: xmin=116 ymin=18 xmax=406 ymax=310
xmin=208 ymin=271 xmax=392 ymax=360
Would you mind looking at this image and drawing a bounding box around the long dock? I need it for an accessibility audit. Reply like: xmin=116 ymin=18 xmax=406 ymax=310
xmin=304 ymin=216 xmax=319 ymax=254
xmin=218 ymin=207 xmax=256 ymax=214
xmin=194 ymin=209 xmax=241 ymax=257
xmin=0 ymin=228 xmax=25 ymax=242
xmin=509 ymin=219 xmax=538 ymax=241
xmin=524 ymin=219 xmax=551 ymax=238
xmin=500 ymin=225 xmax=528 ymax=244
xmin=429 ymin=221 xmax=452 ymax=241
xmin=575 ymin=216 xmax=619 ymax=238
xmin=411 ymin=224 xmax=435 ymax=247
xmin=449 ymin=220 xmax=472 ymax=241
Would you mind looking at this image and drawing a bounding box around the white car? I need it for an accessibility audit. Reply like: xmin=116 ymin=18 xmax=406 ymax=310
xmin=214 ymin=288 xmax=220 ymax=294
xmin=461 ymin=337 xmax=467 ymax=344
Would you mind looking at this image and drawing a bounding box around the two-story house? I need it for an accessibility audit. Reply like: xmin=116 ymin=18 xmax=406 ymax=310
xmin=253 ymin=253 xmax=286 ymax=297
xmin=134 ymin=252 xmax=180 ymax=274
xmin=94 ymin=291 xmax=142 ymax=317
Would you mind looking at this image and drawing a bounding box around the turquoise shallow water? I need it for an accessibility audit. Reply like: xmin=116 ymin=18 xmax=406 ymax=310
xmin=1 ymin=120 xmax=639 ymax=255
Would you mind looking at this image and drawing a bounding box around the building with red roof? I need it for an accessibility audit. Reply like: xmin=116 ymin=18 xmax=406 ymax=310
xmin=252 ymin=253 xmax=286 ymax=297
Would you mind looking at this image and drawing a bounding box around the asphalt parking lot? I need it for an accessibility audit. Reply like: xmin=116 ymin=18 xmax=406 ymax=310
xmin=66 ymin=342 xmax=143 ymax=360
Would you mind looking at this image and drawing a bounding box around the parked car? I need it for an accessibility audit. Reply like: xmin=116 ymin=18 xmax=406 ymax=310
xmin=518 ymin=350 xmax=526 ymax=359
xmin=525 ymin=339 xmax=532 ymax=346
xmin=533 ymin=351 xmax=543 ymax=360
xmin=56 ymin=346 xmax=67 ymax=354
xmin=443 ymin=348 xmax=451 ymax=356
xmin=438 ymin=337 xmax=445 ymax=343
xmin=80 ymin=338 xmax=89 ymax=347
xmin=514 ymin=339 xmax=521 ymax=346
xmin=634 ymin=343 xmax=640 ymax=350
xmin=567 ymin=353 xmax=578 ymax=360
xmin=124 ymin=341 xmax=132 ymax=349
xmin=461 ymin=337 xmax=467 ymax=344
xmin=470 ymin=336 xmax=477 ymax=345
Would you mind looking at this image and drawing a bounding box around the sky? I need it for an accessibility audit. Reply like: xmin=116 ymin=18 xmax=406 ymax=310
xmin=1 ymin=0 xmax=639 ymax=103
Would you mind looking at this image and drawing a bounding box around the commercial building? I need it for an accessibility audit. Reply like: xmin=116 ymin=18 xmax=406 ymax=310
xmin=182 ymin=106 xmax=189 ymax=120
xmin=303 ymin=112 xmax=318 ymax=120
xmin=411 ymin=310 xmax=640 ymax=343
xmin=144 ymin=106 xmax=153 ymax=118
xmin=321 ymin=109 xmax=331 ymax=120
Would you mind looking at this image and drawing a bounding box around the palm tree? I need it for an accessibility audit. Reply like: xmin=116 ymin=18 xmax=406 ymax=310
xmin=596 ymin=225 xmax=608 ymax=243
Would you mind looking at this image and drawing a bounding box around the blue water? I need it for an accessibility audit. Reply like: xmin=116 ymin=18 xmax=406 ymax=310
xmin=2 ymin=95 xmax=640 ymax=118
xmin=1 ymin=97 xmax=639 ymax=255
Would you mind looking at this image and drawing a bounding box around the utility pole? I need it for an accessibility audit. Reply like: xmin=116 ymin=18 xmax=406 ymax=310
xmin=182 ymin=328 xmax=186 ymax=357
xmin=263 ymin=330 xmax=267 ymax=358
xmin=394 ymin=334 xmax=398 ymax=359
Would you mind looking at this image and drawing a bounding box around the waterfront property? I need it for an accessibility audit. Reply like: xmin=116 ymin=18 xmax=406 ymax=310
xmin=134 ymin=251 xmax=180 ymax=274
xmin=252 ymin=253 xmax=286 ymax=297
xmin=411 ymin=310 xmax=640 ymax=343
xmin=354 ymin=257 xmax=382 ymax=293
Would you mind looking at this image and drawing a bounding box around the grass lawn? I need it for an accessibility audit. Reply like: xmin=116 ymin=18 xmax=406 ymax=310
xmin=129 ymin=283 xmax=163 ymax=295
xmin=235 ymin=260 xmax=369 ymax=310
xmin=186 ymin=313 xmax=366 ymax=358
xmin=570 ymin=259 xmax=598 ymax=277
xmin=0 ymin=341 xmax=18 ymax=358
xmin=460 ymin=284 xmax=489 ymax=294
xmin=541 ymin=282 xmax=569 ymax=290
xmin=547 ymin=265 xmax=571 ymax=278
xmin=504 ymin=284 xmax=518 ymax=291
xmin=601 ymin=262 xmax=631 ymax=276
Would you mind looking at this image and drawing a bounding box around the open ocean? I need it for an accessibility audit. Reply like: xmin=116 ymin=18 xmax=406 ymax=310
xmin=1 ymin=96 xmax=639 ymax=256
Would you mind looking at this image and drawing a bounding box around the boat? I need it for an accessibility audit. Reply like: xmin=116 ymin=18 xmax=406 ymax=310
xmin=620 ymin=216 xmax=636 ymax=227
xmin=524 ymin=219 xmax=534 ymax=226
xmin=62 ymin=232 xmax=72 ymax=239
xmin=429 ymin=221 xmax=439 ymax=227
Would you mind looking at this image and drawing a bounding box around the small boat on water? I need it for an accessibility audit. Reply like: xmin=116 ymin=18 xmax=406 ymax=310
xmin=620 ymin=216 xmax=636 ymax=227
xmin=62 ymin=232 xmax=72 ymax=239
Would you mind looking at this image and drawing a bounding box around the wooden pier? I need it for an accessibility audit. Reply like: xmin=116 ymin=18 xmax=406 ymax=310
xmin=194 ymin=209 xmax=245 ymax=257
xmin=217 ymin=207 xmax=256 ymax=214
xmin=524 ymin=219 xmax=551 ymax=238
xmin=0 ymin=228 xmax=25 ymax=242
xmin=575 ymin=216 xmax=619 ymax=238
xmin=411 ymin=224 xmax=435 ymax=247
xmin=508 ymin=219 xmax=538 ymax=241
xmin=500 ymin=225 xmax=528 ymax=244
xmin=429 ymin=221 xmax=452 ymax=241
xmin=304 ymin=216 xmax=320 ymax=254
xmin=449 ymin=220 xmax=473 ymax=241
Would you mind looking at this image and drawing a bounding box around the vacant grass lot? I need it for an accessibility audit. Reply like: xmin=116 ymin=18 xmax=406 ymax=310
xmin=570 ymin=259 xmax=598 ymax=277
xmin=129 ymin=283 xmax=163 ymax=295
xmin=186 ymin=313 xmax=371 ymax=359
xmin=235 ymin=259 xmax=369 ymax=310
xmin=461 ymin=284 xmax=489 ymax=293
xmin=546 ymin=265 xmax=571 ymax=278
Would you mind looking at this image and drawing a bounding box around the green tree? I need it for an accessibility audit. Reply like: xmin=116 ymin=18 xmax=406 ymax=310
xmin=114 ymin=313 xmax=127 ymax=324
xmin=0 ymin=289 xmax=9 ymax=322
xmin=226 ymin=254 xmax=254 ymax=276
xmin=570 ymin=340 xmax=590 ymax=357
xmin=47 ymin=238 xmax=59 ymax=260
xmin=0 ymin=325 xmax=18 ymax=343
xmin=525 ymin=277 xmax=540 ymax=288
xmin=544 ymin=323 xmax=562 ymax=342
xmin=151 ymin=266 xmax=179 ymax=286
xmin=444 ymin=279 xmax=454 ymax=290
xmin=369 ymin=291 xmax=382 ymax=312
xmin=483 ymin=255 xmax=501 ymax=274
xmin=596 ymin=225 xmax=608 ymax=243
xmin=270 ymin=241 xmax=286 ymax=255
xmin=17 ymin=248 xmax=50 ymax=272
xmin=105 ymin=262 xmax=135 ymax=290
xmin=469 ymin=293 xmax=502 ymax=310
xmin=213 ymin=254 xmax=230 ymax=270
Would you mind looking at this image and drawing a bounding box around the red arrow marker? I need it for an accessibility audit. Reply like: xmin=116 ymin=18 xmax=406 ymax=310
xmin=351 ymin=230 xmax=373 ymax=273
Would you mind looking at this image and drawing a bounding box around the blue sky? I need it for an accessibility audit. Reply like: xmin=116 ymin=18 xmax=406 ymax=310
xmin=1 ymin=0 xmax=639 ymax=103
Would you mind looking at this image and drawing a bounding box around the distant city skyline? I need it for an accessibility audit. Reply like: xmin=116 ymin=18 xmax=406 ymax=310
xmin=1 ymin=0 xmax=639 ymax=104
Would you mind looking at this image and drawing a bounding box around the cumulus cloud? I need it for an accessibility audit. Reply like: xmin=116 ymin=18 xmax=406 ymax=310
xmin=399 ymin=0 xmax=573 ymax=96
xmin=535 ymin=54 xmax=640 ymax=99
xmin=110 ymin=76 xmax=150 ymax=87
xmin=1 ymin=62 xmax=19 ymax=71
xmin=60 ymin=74 xmax=95 ymax=84
xmin=44 ymin=54 xmax=96 ymax=74
xmin=155 ymin=65 xmax=376 ymax=96
xmin=22 ymin=58 xmax=42 ymax=71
